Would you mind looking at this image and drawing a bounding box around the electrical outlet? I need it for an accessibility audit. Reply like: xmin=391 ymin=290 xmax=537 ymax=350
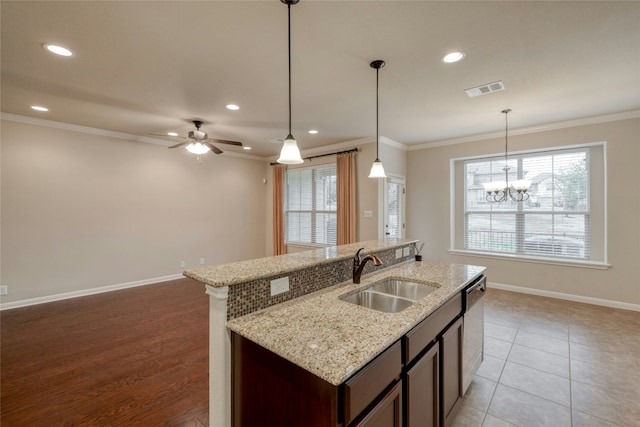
xmin=395 ymin=248 xmax=402 ymax=259
xmin=200 ymin=257 xmax=205 ymax=265
xmin=180 ymin=260 xmax=186 ymax=268
xmin=270 ymin=277 xmax=289 ymax=296
xmin=0 ymin=286 xmax=7 ymax=296
xmin=403 ymin=247 xmax=410 ymax=257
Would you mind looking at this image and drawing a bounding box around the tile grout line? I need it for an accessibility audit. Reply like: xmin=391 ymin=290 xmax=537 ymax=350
xmin=568 ymin=325 xmax=574 ymax=427
xmin=482 ymin=315 xmax=519 ymax=426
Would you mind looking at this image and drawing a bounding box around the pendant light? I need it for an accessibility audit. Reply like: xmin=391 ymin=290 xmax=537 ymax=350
xmin=368 ymin=60 xmax=387 ymax=178
xmin=483 ymin=109 xmax=531 ymax=202
xmin=277 ymin=0 xmax=304 ymax=165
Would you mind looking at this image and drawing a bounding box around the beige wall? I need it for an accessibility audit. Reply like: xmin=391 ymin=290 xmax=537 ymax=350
xmin=1 ymin=120 xmax=268 ymax=303
xmin=407 ymin=118 xmax=640 ymax=306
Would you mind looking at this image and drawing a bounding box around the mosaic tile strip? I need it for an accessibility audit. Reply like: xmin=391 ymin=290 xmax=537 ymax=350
xmin=226 ymin=244 xmax=415 ymax=319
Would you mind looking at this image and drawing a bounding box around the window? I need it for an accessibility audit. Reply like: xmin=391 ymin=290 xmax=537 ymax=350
xmin=285 ymin=164 xmax=337 ymax=246
xmin=384 ymin=176 xmax=405 ymax=238
xmin=452 ymin=143 xmax=606 ymax=265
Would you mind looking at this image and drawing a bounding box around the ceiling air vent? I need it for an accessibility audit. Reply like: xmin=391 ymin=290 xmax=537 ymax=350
xmin=465 ymin=80 xmax=505 ymax=98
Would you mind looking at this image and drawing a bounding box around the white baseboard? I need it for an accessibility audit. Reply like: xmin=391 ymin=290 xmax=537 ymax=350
xmin=0 ymin=274 xmax=185 ymax=311
xmin=488 ymin=281 xmax=640 ymax=312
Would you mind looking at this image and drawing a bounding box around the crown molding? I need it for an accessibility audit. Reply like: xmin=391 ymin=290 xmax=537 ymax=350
xmin=0 ymin=112 xmax=264 ymax=161
xmin=408 ymin=109 xmax=640 ymax=151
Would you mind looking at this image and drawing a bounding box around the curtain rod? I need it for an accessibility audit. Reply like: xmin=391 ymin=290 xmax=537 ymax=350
xmin=270 ymin=148 xmax=359 ymax=166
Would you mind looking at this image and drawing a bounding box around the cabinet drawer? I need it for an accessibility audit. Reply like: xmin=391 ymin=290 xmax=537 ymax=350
xmin=404 ymin=293 xmax=461 ymax=364
xmin=344 ymin=340 xmax=402 ymax=425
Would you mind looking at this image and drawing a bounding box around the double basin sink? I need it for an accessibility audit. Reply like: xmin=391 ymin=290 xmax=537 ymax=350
xmin=340 ymin=278 xmax=437 ymax=313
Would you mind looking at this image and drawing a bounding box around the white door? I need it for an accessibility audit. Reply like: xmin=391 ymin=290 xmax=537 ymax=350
xmin=383 ymin=176 xmax=405 ymax=238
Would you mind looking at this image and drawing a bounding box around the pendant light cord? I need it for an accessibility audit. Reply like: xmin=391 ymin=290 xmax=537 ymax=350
xmin=376 ymin=66 xmax=379 ymax=160
xmin=502 ymin=108 xmax=511 ymax=186
xmin=288 ymin=3 xmax=292 ymax=136
xmin=504 ymin=110 xmax=509 ymax=165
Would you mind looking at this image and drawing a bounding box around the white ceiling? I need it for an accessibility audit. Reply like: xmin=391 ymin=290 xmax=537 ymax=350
xmin=2 ymin=1 xmax=639 ymax=158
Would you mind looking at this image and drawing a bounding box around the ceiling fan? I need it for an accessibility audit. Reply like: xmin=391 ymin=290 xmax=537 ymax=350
xmin=155 ymin=120 xmax=243 ymax=155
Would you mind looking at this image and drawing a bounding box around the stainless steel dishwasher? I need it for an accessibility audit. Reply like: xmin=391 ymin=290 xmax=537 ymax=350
xmin=462 ymin=275 xmax=486 ymax=394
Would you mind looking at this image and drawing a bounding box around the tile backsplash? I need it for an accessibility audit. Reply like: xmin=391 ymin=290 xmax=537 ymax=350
xmin=227 ymin=244 xmax=414 ymax=319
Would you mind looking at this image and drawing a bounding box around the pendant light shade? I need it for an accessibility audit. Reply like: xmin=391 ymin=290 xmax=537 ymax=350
xmin=277 ymin=0 xmax=304 ymax=165
xmin=277 ymin=134 xmax=303 ymax=164
xmin=368 ymin=60 xmax=387 ymax=179
xmin=368 ymin=159 xmax=387 ymax=178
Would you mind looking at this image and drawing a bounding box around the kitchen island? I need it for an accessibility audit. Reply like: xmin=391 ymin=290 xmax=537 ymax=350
xmin=184 ymin=238 xmax=420 ymax=427
xmin=183 ymin=239 xmax=485 ymax=427
xmin=227 ymin=260 xmax=485 ymax=386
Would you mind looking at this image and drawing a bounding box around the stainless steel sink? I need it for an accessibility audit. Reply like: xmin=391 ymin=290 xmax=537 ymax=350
xmin=340 ymin=278 xmax=438 ymax=313
xmin=369 ymin=278 xmax=437 ymax=301
xmin=341 ymin=290 xmax=414 ymax=313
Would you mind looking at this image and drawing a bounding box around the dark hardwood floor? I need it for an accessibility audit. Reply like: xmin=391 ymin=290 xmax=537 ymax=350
xmin=1 ymin=278 xmax=209 ymax=426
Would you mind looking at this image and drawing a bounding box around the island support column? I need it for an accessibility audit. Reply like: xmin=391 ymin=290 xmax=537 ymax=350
xmin=205 ymin=285 xmax=230 ymax=427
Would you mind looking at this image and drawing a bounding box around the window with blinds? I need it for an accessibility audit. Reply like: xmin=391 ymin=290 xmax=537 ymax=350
xmin=385 ymin=178 xmax=404 ymax=238
xmin=463 ymin=146 xmax=595 ymax=260
xmin=285 ymin=164 xmax=337 ymax=246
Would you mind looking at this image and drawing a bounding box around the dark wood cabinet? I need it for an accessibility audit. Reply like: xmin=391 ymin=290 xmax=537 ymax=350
xmin=344 ymin=341 xmax=402 ymax=425
xmin=231 ymin=333 xmax=401 ymax=427
xmin=441 ymin=317 xmax=464 ymax=426
xmin=405 ymin=342 xmax=439 ymax=427
xmin=231 ymin=333 xmax=340 ymax=427
xmin=231 ymin=289 xmax=468 ymax=427
xmin=353 ymin=381 xmax=403 ymax=427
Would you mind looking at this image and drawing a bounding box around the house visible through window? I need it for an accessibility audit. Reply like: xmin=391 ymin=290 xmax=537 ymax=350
xmin=452 ymin=142 xmax=606 ymax=264
xmin=285 ymin=164 xmax=337 ymax=246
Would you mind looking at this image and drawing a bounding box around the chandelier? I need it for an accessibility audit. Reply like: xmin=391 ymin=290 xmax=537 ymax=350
xmin=484 ymin=109 xmax=531 ymax=203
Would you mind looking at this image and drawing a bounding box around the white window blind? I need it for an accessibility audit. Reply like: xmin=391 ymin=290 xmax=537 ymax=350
xmin=462 ymin=146 xmax=595 ymax=261
xmin=386 ymin=179 xmax=404 ymax=238
xmin=285 ymin=164 xmax=337 ymax=246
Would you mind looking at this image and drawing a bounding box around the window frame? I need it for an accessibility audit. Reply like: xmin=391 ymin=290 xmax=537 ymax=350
xmin=449 ymin=141 xmax=609 ymax=269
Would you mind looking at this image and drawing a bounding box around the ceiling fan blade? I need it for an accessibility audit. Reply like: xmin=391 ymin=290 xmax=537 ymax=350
xmin=205 ymin=142 xmax=223 ymax=154
xmin=150 ymin=133 xmax=181 ymax=138
xmin=206 ymin=138 xmax=243 ymax=147
xmin=168 ymin=141 xmax=189 ymax=149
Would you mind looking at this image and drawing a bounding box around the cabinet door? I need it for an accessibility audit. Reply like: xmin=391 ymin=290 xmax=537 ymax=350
xmin=441 ymin=317 xmax=463 ymax=427
xmin=406 ymin=342 xmax=439 ymax=427
xmin=352 ymin=381 xmax=402 ymax=427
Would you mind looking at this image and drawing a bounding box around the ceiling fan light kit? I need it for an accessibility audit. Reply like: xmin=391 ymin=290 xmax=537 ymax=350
xmin=368 ymin=59 xmax=387 ymax=179
xmin=164 ymin=120 xmax=243 ymax=159
xmin=277 ymin=0 xmax=304 ymax=165
xmin=185 ymin=142 xmax=211 ymax=155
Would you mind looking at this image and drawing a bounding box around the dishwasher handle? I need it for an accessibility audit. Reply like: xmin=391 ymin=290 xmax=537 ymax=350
xmin=463 ymin=276 xmax=486 ymax=313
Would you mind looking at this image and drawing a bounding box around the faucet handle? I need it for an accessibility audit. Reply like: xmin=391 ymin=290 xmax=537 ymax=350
xmin=355 ymin=247 xmax=365 ymax=261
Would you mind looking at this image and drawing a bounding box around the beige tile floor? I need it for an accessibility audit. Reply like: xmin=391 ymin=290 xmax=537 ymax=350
xmin=451 ymin=288 xmax=640 ymax=427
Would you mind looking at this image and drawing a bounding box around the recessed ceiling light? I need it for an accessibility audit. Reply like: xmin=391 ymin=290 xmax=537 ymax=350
xmin=243 ymin=146 xmax=252 ymax=150
xmin=30 ymin=105 xmax=49 ymax=112
xmin=308 ymin=129 xmax=318 ymax=134
xmin=442 ymin=52 xmax=465 ymax=63
xmin=226 ymin=104 xmax=240 ymax=111
xmin=167 ymin=132 xmax=179 ymax=136
xmin=44 ymin=44 xmax=74 ymax=57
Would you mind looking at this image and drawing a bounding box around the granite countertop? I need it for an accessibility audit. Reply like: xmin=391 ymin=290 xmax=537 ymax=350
xmin=226 ymin=260 xmax=486 ymax=386
xmin=183 ymin=238 xmax=417 ymax=287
